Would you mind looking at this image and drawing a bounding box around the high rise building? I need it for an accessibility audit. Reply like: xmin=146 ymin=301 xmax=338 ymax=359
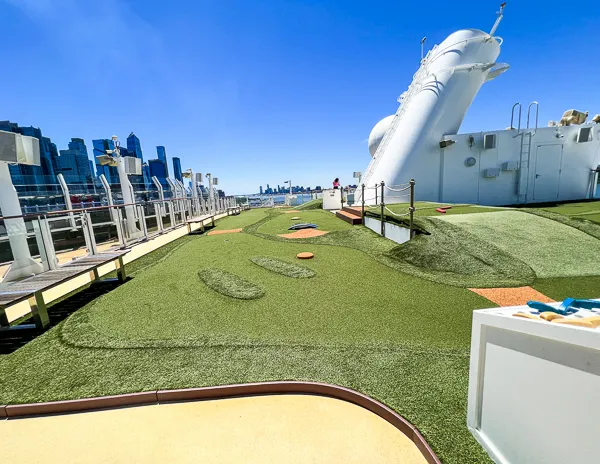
xmin=88 ymin=160 xmax=95 ymax=177
xmin=57 ymin=138 xmax=93 ymax=184
xmin=126 ymin=132 xmax=143 ymax=162
xmin=148 ymin=159 xmax=167 ymax=181
xmin=259 ymin=186 xmax=263 ymax=194
xmin=172 ymin=157 xmax=182 ymax=182
xmin=0 ymin=120 xmax=58 ymax=190
xmin=156 ymin=146 xmax=168 ymax=177
xmin=142 ymin=163 xmax=152 ymax=187
xmin=92 ymin=139 xmax=119 ymax=184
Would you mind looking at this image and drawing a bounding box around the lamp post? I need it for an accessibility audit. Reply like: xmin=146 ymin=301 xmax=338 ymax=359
xmin=284 ymin=180 xmax=292 ymax=206
xmin=206 ymin=173 xmax=214 ymax=215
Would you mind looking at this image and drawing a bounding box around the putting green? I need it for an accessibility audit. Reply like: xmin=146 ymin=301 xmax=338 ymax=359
xmin=60 ymin=231 xmax=489 ymax=350
xmin=257 ymin=210 xmax=351 ymax=236
xmin=440 ymin=211 xmax=600 ymax=278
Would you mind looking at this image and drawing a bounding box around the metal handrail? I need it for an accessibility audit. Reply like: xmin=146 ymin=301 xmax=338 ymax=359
xmin=1 ymin=194 xmax=235 ymax=222
xmin=510 ymin=102 xmax=522 ymax=137
xmin=527 ymin=101 xmax=539 ymax=136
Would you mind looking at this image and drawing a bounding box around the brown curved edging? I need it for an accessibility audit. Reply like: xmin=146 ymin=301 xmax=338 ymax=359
xmin=1 ymin=381 xmax=440 ymax=464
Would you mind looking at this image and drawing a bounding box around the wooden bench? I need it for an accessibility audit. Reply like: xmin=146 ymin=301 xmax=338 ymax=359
xmin=185 ymin=214 xmax=215 ymax=233
xmin=0 ymin=251 xmax=129 ymax=330
xmin=226 ymin=206 xmax=241 ymax=216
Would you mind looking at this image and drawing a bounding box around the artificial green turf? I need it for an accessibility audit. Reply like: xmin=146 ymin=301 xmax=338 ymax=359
xmin=364 ymin=202 xmax=508 ymax=231
xmin=524 ymin=208 xmax=600 ymax=241
xmin=198 ymin=268 xmax=265 ymax=300
xmin=383 ymin=217 xmax=535 ymax=288
xmin=540 ymin=200 xmax=600 ymax=224
xmin=250 ymin=256 xmax=316 ymax=278
xmin=441 ymin=211 xmax=600 ymax=278
xmin=532 ymin=276 xmax=600 ymax=301
xmin=211 ymin=208 xmax=271 ymax=230
xmin=297 ymin=198 xmax=323 ymax=210
xmin=60 ymin=231 xmax=489 ymax=349
xmin=256 ymin=209 xmax=352 ymax=236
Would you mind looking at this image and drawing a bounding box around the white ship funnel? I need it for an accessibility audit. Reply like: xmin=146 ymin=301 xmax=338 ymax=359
xmin=358 ymin=28 xmax=505 ymax=204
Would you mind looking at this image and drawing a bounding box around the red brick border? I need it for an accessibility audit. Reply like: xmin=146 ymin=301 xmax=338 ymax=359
xmin=1 ymin=381 xmax=440 ymax=463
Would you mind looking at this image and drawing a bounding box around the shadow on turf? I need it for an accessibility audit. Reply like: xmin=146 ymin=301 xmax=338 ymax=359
xmin=0 ymin=279 xmax=129 ymax=355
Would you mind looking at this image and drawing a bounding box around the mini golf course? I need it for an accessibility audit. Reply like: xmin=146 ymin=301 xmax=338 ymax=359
xmin=1 ymin=204 xmax=600 ymax=464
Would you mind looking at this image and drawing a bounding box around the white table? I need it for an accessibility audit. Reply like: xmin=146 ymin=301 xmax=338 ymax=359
xmin=467 ymin=301 xmax=600 ymax=464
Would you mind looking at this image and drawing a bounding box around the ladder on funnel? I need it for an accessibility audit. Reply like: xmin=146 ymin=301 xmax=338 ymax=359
xmin=360 ymin=47 xmax=438 ymax=194
xmin=516 ymin=102 xmax=539 ymax=201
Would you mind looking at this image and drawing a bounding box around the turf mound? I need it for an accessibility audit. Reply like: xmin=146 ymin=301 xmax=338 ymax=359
xmin=297 ymin=198 xmax=323 ymax=210
xmin=383 ymin=217 xmax=535 ymax=288
xmin=441 ymin=211 xmax=600 ymax=278
xmin=250 ymin=256 xmax=316 ymax=278
xmin=198 ymin=268 xmax=265 ymax=300
xmin=524 ymin=208 xmax=600 ymax=240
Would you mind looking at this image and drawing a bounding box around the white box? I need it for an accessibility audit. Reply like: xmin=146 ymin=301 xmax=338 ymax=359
xmin=467 ymin=303 xmax=600 ymax=464
xmin=0 ymin=130 xmax=40 ymax=165
xmin=322 ymin=188 xmax=342 ymax=210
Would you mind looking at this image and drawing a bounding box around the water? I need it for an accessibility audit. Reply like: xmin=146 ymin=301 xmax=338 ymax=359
xmin=247 ymin=194 xmax=315 ymax=206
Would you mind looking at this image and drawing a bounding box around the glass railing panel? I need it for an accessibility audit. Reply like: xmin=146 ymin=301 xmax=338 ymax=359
xmin=88 ymin=208 xmax=121 ymax=252
xmin=45 ymin=214 xmax=89 ymax=264
xmin=142 ymin=202 xmax=160 ymax=236
xmin=161 ymin=202 xmax=173 ymax=229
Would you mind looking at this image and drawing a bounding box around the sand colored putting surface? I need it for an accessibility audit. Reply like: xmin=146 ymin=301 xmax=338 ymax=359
xmin=279 ymin=229 xmax=329 ymax=239
xmin=282 ymin=210 xmax=301 ymax=213
xmin=0 ymin=394 xmax=427 ymax=464
xmin=207 ymin=228 xmax=243 ymax=236
xmin=469 ymin=286 xmax=555 ymax=307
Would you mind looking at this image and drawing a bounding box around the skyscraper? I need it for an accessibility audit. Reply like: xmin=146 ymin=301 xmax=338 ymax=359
xmin=126 ymin=132 xmax=143 ymax=162
xmin=148 ymin=159 xmax=167 ymax=181
xmin=156 ymin=146 xmax=168 ymax=177
xmin=172 ymin=157 xmax=182 ymax=182
xmin=0 ymin=120 xmax=58 ymax=190
xmin=259 ymin=186 xmax=263 ymax=194
xmin=58 ymin=138 xmax=93 ymax=184
xmin=92 ymin=139 xmax=119 ymax=184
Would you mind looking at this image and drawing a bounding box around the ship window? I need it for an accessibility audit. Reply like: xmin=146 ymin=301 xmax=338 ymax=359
xmin=577 ymin=127 xmax=592 ymax=143
xmin=484 ymin=134 xmax=496 ymax=150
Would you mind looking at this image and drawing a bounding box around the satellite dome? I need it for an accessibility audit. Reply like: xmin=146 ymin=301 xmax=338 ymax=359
xmin=368 ymin=115 xmax=394 ymax=157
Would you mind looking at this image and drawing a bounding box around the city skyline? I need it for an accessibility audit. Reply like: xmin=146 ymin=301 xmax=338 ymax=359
xmin=1 ymin=119 xmax=187 ymax=191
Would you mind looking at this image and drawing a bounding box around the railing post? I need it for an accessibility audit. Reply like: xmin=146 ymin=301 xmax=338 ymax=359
xmin=156 ymin=203 xmax=164 ymax=233
xmin=361 ymin=184 xmax=365 ymax=226
xmin=380 ymin=181 xmax=385 ymax=236
xmin=168 ymin=199 xmax=176 ymax=229
xmin=375 ymin=184 xmax=378 ymax=205
xmin=82 ymin=211 xmax=98 ymax=255
xmin=33 ymin=216 xmax=58 ymax=271
xmin=409 ymin=179 xmax=415 ymax=239
xmin=138 ymin=204 xmax=148 ymax=240
xmin=115 ymin=207 xmax=127 ymax=249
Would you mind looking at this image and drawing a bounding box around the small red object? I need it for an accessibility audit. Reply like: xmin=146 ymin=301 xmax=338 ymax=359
xmin=435 ymin=208 xmax=447 ymax=214
xmin=440 ymin=205 xmax=453 ymax=210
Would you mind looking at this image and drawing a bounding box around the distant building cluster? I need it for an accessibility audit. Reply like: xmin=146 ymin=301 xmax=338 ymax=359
xmin=259 ymin=183 xmax=320 ymax=195
xmin=1 ymin=121 xmax=186 ymax=192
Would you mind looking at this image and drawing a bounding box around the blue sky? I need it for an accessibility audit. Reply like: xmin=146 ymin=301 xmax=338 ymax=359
xmin=1 ymin=0 xmax=598 ymax=194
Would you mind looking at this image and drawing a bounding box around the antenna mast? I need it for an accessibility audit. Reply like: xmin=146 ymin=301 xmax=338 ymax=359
xmin=489 ymin=2 xmax=506 ymax=36
xmin=420 ymin=37 xmax=427 ymax=62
